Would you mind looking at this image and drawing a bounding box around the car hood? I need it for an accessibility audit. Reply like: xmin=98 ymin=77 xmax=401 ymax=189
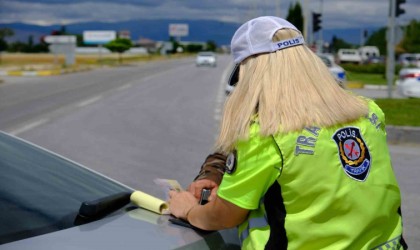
xmin=2 ymin=207 xmax=240 ymax=250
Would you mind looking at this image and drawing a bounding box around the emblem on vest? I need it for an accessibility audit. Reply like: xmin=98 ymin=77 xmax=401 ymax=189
xmin=225 ymin=151 xmax=237 ymax=174
xmin=332 ymin=127 xmax=371 ymax=181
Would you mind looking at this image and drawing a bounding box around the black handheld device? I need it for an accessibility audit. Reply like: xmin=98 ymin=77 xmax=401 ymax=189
xmin=168 ymin=189 xmax=214 ymax=231
xmin=199 ymin=188 xmax=211 ymax=205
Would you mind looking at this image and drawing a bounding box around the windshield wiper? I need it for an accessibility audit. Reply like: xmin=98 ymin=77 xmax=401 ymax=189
xmin=75 ymin=192 xmax=132 ymax=225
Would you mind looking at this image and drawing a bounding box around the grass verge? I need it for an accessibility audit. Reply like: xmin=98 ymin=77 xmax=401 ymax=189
xmin=375 ymin=98 xmax=420 ymax=126
xmin=346 ymin=71 xmax=390 ymax=85
xmin=0 ymin=53 xmax=194 ymax=69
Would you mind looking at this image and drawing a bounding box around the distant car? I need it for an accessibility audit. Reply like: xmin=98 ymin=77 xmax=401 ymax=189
xmin=365 ymin=56 xmax=386 ymax=65
xmin=398 ymin=53 xmax=420 ymax=67
xmin=0 ymin=131 xmax=240 ymax=249
xmin=396 ymin=67 xmax=420 ymax=98
xmin=196 ymin=52 xmax=217 ymax=67
xmin=317 ymin=53 xmax=347 ymax=85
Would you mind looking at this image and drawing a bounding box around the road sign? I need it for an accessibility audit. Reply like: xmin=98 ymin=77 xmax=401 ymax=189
xmin=83 ymin=31 xmax=116 ymax=45
xmin=169 ymin=24 xmax=189 ymax=37
xmin=44 ymin=35 xmax=76 ymax=66
xmin=44 ymin=35 xmax=76 ymax=44
xmin=49 ymin=44 xmax=76 ymax=65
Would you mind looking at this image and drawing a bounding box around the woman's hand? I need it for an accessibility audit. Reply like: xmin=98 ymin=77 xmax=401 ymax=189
xmin=168 ymin=190 xmax=199 ymax=220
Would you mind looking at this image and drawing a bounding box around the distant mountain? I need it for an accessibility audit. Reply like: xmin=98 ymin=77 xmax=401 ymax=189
xmin=1 ymin=19 xmax=240 ymax=46
xmin=0 ymin=19 xmax=381 ymax=47
xmin=322 ymin=27 xmax=381 ymax=46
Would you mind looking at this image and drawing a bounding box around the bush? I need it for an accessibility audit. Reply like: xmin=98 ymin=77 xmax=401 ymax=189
xmin=341 ymin=63 xmax=403 ymax=75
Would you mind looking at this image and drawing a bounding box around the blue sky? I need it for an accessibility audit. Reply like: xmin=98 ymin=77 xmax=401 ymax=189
xmin=1 ymin=0 xmax=419 ymax=29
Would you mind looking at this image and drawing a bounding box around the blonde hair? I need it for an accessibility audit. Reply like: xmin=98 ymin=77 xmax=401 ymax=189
xmin=214 ymin=28 xmax=368 ymax=153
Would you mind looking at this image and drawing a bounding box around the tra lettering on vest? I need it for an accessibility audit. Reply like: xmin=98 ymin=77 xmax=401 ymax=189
xmin=295 ymin=126 xmax=321 ymax=156
xmin=366 ymin=112 xmax=381 ymax=129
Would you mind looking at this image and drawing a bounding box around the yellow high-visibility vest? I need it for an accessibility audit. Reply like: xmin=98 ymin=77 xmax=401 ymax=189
xmin=218 ymin=100 xmax=405 ymax=250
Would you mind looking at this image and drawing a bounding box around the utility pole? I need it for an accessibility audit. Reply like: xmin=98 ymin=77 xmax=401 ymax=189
xmin=387 ymin=0 xmax=396 ymax=99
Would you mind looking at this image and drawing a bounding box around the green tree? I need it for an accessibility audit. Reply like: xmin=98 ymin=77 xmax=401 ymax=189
xmin=104 ymin=38 xmax=132 ymax=63
xmin=23 ymin=35 xmax=34 ymax=53
xmin=400 ymin=19 xmax=420 ymax=53
xmin=185 ymin=44 xmax=203 ymax=53
xmin=31 ymin=43 xmax=49 ymax=53
xmin=363 ymin=19 xmax=420 ymax=56
xmin=330 ymin=35 xmax=354 ymax=53
xmin=0 ymin=28 xmax=14 ymax=63
xmin=206 ymin=40 xmax=217 ymax=52
xmin=286 ymin=2 xmax=304 ymax=32
xmin=365 ymin=27 xmax=387 ymax=55
xmin=76 ymin=34 xmax=85 ymax=47
xmin=169 ymin=36 xmax=180 ymax=54
xmin=7 ymin=41 xmax=28 ymax=52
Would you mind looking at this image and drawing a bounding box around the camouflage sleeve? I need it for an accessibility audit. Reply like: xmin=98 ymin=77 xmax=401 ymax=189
xmin=193 ymin=153 xmax=227 ymax=185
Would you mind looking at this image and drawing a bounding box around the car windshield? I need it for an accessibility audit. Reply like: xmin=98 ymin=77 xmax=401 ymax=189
xmin=198 ymin=52 xmax=214 ymax=57
xmin=0 ymin=132 xmax=131 ymax=244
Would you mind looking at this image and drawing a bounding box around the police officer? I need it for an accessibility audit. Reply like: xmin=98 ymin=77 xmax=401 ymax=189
xmin=168 ymin=16 xmax=406 ymax=250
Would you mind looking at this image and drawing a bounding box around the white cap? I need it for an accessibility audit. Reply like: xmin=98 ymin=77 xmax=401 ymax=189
xmin=231 ymin=16 xmax=305 ymax=64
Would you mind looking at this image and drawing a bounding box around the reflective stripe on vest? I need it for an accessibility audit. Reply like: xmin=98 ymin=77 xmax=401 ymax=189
xmin=371 ymin=235 xmax=403 ymax=250
xmin=239 ymin=215 xmax=269 ymax=243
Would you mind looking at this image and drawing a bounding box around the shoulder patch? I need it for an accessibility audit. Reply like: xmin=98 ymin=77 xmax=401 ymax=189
xmin=225 ymin=151 xmax=237 ymax=174
xmin=332 ymin=127 xmax=371 ymax=181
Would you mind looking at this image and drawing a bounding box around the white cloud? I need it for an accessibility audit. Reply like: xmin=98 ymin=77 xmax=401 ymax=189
xmin=0 ymin=0 xmax=418 ymax=29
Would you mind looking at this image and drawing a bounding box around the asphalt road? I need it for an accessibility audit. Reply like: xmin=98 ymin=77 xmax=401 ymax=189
xmin=0 ymin=55 xmax=233 ymax=197
xmin=0 ymin=55 xmax=418 ymax=248
xmin=388 ymin=143 xmax=420 ymax=248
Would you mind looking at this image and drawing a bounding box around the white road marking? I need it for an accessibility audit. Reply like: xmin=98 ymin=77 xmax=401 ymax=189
xmin=8 ymin=118 xmax=49 ymax=136
xmin=213 ymin=62 xmax=234 ymax=140
xmin=116 ymin=84 xmax=132 ymax=91
xmin=76 ymin=96 xmax=103 ymax=108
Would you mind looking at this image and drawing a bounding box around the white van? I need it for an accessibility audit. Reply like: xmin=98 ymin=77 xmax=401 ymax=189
xmin=358 ymin=46 xmax=380 ymax=62
xmin=337 ymin=49 xmax=362 ymax=64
